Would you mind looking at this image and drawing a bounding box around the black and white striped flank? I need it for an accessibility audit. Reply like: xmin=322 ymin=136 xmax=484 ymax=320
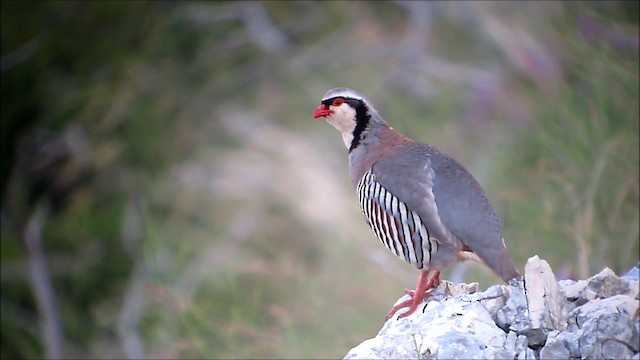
xmin=356 ymin=170 xmax=436 ymax=269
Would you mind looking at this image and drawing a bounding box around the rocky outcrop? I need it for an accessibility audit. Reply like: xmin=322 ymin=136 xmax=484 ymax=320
xmin=344 ymin=256 xmax=639 ymax=359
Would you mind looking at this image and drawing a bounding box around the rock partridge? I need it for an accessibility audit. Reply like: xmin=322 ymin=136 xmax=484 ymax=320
xmin=313 ymin=87 xmax=520 ymax=319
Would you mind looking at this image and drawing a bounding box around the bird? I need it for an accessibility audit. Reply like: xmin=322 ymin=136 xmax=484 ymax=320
xmin=312 ymin=87 xmax=521 ymax=320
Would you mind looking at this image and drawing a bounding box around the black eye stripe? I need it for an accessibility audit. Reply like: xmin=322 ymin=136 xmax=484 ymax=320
xmin=345 ymin=99 xmax=360 ymax=107
xmin=321 ymin=97 xmax=360 ymax=107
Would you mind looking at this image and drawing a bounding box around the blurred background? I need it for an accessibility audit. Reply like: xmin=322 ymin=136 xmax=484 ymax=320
xmin=1 ymin=1 xmax=638 ymax=359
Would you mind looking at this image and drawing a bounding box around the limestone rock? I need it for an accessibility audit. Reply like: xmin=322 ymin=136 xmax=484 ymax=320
xmin=521 ymin=256 xmax=568 ymax=346
xmin=344 ymin=259 xmax=640 ymax=360
xmin=558 ymin=279 xmax=588 ymax=311
xmin=475 ymin=284 xmax=507 ymax=323
xmin=586 ymin=267 xmax=631 ymax=298
xmin=622 ymin=263 xmax=639 ymax=282
xmin=496 ymin=278 xmax=528 ymax=333
xmin=344 ymin=297 xmax=511 ymax=359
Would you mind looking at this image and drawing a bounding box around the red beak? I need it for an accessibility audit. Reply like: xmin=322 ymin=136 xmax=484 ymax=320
xmin=313 ymin=105 xmax=333 ymax=118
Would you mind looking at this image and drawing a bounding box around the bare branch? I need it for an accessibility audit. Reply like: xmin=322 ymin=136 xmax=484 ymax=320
xmin=24 ymin=202 xmax=63 ymax=360
xmin=117 ymin=198 xmax=147 ymax=359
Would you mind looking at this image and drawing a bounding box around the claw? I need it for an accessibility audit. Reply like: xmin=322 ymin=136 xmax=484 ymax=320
xmin=386 ymin=270 xmax=441 ymax=320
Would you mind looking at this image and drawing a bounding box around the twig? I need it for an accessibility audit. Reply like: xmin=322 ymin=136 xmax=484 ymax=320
xmin=24 ymin=201 xmax=63 ymax=360
xmin=117 ymin=198 xmax=147 ymax=359
xmin=117 ymin=263 xmax=146 ymax=359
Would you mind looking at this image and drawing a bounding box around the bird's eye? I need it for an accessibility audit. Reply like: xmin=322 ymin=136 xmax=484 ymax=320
xmin=332 ymin=98 xmax=345 ymax=106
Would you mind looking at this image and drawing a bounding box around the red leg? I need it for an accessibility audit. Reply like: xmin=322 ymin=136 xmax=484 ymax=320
xmin=386 ymin=270 xmax=441 ymax=320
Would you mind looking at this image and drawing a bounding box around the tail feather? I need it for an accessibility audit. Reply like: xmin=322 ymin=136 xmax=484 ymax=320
xmin=493 ymin=249 xmax=521 ymax=282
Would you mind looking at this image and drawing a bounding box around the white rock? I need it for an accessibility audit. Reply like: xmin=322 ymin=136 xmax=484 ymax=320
xmin=539 ymin=330 xmax=572 ymax=359
xmin=524 ymin=255 xmax=568 ymax=332
xmin=496 ymin=280 xmax=528 ymax=333
xmin=344 ymin=259 xmax=640 ymax=360
xmin=574 ymin=294 xmax=639 ymax=322
xmin=558 ymin=279 xmax=587 ymax=300
xmin=577 ymin=311 xmax=637 ymax=358
xmin=586 ymin=267 xmax=630 ymax=298
xmin=475 ymin=285 xmax=507 ymax=322
xmin=345 ymin=298 xmax=509 ymax=359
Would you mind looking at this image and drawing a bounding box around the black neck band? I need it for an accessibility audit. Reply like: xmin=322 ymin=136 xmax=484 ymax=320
xmin=349 ymin=101 xmax=370 ymax=152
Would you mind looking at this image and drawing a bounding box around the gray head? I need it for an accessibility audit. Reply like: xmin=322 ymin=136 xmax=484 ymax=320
xmin=312 ymin=87 xmax=385 ymax=150
xmin=321 ymin=87 xmax=366 ymax=102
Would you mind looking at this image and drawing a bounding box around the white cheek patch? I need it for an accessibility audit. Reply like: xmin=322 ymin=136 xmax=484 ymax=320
xmin=340 ymin=131 xmax=354 ymax=149
xmin=325 ymin=104 xmax=357 ymax=149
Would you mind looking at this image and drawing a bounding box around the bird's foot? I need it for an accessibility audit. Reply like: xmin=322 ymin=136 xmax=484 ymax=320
xmin=386 ymin=285 xmax=437 ymax=320
xmin=386 ymin=271 xmax=441 ymax=320
xmin=385 ymin=292 xmax=428 ymax=320
xmin=386 ymin=300 xmax=415 ymax=320
xmin=403 ymin=288 xmax=423 ymax=297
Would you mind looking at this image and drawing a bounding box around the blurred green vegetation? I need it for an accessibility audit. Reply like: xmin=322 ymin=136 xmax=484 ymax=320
xmin=1 ymin=1 xmax=638 ymax=359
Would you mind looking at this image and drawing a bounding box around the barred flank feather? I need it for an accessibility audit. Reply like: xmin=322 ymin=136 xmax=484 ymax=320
xmin=357 ymin=170 xmax=434 ymax=270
